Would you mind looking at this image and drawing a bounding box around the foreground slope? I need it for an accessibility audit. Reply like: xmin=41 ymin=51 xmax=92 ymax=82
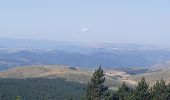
xmin=0 ymin=78 xmax=85 ymax=100
xmin=0 ymin=65 xmax=91 ymax=83
xmin=0 ymin=65 xmax=123 ymax=88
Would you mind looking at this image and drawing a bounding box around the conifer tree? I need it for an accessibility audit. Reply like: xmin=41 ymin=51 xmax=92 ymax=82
xmin=15 ymin=96 xmax=22 ymax=100
xmin=151 ymin=79 xmax=168 ymax=100
xmin=116 ymin=82 xmax=131 ymax=100
xmin=133 ymin=77 xmax=150 ymax=100
xmin=166 ymin=83 xmax=170 ymax=99
xmin=85 ymin=66 xmax=109 ymax=100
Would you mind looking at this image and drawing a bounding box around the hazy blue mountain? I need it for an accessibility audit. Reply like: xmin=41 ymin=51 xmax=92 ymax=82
xmin=0 ymin=38 xmax=170 ymax=70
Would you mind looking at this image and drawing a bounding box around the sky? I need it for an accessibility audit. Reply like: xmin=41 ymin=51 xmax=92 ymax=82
xmin=0 ymin=0 xmax=170 ymax=45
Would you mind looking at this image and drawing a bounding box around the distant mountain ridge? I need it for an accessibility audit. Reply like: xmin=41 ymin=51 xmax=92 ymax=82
xmin=0 ymin=38 xmax=170 ymax=70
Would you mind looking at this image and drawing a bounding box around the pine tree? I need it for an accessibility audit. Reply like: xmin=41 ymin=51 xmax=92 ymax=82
xmin=85 ymin=66 xmax=109 ymax=100
xmin=116 ymin=82 xmax=132 ymax=100
xmin=150 ymin=79 xmax=168 ymax=100
xmin=133 ymin=77 xmax=150 ymax=100
xmin=107 ymin=91 xmax=119 ymax=100
xmin=166 ymin=83 xmax=170 ymax=99
xmin=15 ymin=96 xmax=22 ymax=100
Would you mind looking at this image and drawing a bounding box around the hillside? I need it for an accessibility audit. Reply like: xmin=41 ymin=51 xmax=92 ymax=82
xmin=0 ymin=65 xmax=125 ymax=88
xmin=1 ymin=64 xmax=170 ymax=88
xmin=152 ymin=61 xmax=170 ymax=70
xmin=128 ymin=69 xmax=170 ymax=85
xmin=0 ymin=65 xmax=90 ymax=83
xmin=0 ymin=78 xmax=85 ymax=100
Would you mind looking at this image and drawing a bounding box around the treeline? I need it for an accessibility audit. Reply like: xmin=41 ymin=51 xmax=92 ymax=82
xmin=84 ymin=66 xmax=170 ymax=100
xmin=0 ymin=67 xmax=170 ymax=100
xmin=0 ymin=78 xmax=85 ymax=100
xmin=113 ymin=78 xmax=170 ymax=100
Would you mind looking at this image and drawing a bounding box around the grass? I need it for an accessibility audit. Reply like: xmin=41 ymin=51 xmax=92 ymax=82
xmin=0 ymin=65 xmax=124 ymax=89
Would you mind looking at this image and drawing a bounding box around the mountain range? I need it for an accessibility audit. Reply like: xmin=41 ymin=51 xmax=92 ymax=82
xmin=0 ymin=38 xmax=170 ymax=70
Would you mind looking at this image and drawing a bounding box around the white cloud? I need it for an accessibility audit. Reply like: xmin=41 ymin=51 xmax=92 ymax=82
xmin=81 ymin=27 xmax=88 ymax=33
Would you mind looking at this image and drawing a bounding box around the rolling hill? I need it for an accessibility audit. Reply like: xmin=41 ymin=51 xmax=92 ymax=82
xmin=0 ymin=65 xmax=124 ymax=89
xmin=128 ymin=69 xmax=170 ymax=85
xmin=1 ymin=39 xmax=170 ymax=70
xmin=1 ymin=64 xmax=170 ymax=89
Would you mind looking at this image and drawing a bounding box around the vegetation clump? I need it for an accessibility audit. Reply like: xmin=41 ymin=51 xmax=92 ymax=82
xmin=0 ymin=66 xmax=170 ymax=100
xmin=84 ymin=66 xmax=170 ymax=100
xmin=0 ymin=78 xmax=85 ymax=100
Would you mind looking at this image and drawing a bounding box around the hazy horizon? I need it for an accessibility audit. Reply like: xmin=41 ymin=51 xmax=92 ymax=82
xmin=0 ymin=0 xmax=170 ymax=45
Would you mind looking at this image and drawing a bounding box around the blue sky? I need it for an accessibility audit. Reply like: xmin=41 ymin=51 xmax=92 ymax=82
xmin=0 ymin=0 xmax=170 ymax=45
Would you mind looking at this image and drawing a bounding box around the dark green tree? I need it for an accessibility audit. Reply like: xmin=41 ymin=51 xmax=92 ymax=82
xmin=116 ymin=82 xmax=132 ymax=100
xmin=85 ymin=66 xmax=109 ymax=100
xmin=166 ymin=83 xmax=170 ymax=99
xmin=133 ymin=77 xmax=150 ymax=100
xmin=110 ymin=92 xmax=119 ymax=100
xmin=150 ymin=79 xmax=168 ymax=100
xmin=16 ymin=96 xmax=22 ymax=100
